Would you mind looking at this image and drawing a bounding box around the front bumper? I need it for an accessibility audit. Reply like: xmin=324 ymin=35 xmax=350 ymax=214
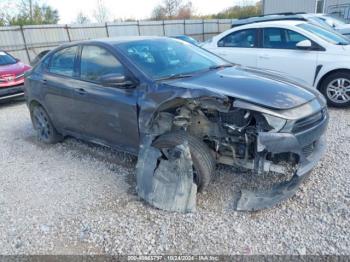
xmin=0 ymin=84 xmax=24 ymax=101
xmin=236 ymin=110 xmax=329 ymax=211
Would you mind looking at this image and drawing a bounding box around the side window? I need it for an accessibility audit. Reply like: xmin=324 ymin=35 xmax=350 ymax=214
xmin=49 ymin=46 xmax=78 ymax=77
xmin=285 ymin=30 xmax=308 ymax=45
xmin=80 ymin=45 xmax=124 ymax=83
xmin=263 ymin=28 xmax=309 ymax=49
xmin=218 ymin=29 xmax=256 ymax=48
xmin=263 ymin=28 xmax=283 ymax=49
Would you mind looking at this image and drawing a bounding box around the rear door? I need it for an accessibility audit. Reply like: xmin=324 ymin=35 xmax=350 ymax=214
xmin=257 ymin=28 xmax=318 ymax=85
xmin=211 ymin=28 xmax=258 ymax=67
xmin=70 ymin=44 xmax=139 ymax=152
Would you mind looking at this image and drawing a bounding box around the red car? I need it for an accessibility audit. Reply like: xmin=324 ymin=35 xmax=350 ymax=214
xmin=0 ymin=51 xmax=31 ymax=101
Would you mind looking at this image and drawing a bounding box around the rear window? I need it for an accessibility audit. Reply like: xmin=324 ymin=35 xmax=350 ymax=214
xmin=0 ymin=51 xmax=17 ymax=66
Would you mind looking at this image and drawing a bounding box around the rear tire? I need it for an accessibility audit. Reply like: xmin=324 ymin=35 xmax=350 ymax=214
xmin=320 ymin=72 xmax=350 ymax=108
xmin=30 ymin=105 xmax=63 ymax=144
xmin=152 ymin=131 xmax=215 ymax=191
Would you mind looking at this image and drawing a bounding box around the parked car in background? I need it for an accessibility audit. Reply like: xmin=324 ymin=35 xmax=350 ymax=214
xmin=0 ymin=51 xmax=31 ymax=101
xmin=171 ymin=35 xmax=200 ymax=46
xmin=25 ymin=37 xmax=328 ymax=211
xmin=232 ymin=13 xmax=350 ymax=37
xmin=313 ymin=14 xmax=350 ymax=37
xmin=204 ymin=20 xmax=350 ymax=107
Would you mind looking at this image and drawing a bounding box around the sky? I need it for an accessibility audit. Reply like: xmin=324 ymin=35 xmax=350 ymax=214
xmin=41 ymin=0 xmax=259 ymax=24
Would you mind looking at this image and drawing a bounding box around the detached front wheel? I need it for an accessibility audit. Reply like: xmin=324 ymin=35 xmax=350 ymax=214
xmin=152 ymin=131 xmax=216 ymax=191
xmin=30 ymin=105 xmax=62 ymax=144
xmin=320 ymin=72 xmax=350 ymax=107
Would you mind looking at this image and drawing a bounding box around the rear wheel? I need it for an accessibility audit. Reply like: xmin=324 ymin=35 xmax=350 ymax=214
xmin=320 ymin=72 xmax=350 ymax=108
xmin=30 ymin=105 xmax=62 ymax=144
xmin=152 ymin=131 xmax=216 ymax=191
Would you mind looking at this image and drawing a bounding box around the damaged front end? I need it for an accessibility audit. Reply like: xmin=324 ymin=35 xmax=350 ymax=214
xmin=136 ymin=94 xmax=328 ymax=212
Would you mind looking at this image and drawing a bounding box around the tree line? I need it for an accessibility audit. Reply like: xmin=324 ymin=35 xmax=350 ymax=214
xmin=0 ymin=0 xmax=262 ymax=26
xmin=0 ymin=0 xmax=59 ymax=26
xmin=151 ymin=0 xmax=262 ymax=20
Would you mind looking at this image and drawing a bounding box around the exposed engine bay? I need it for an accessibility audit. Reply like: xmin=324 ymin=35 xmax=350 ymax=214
xmin=152 ymin=98 xmax=297 ymax=175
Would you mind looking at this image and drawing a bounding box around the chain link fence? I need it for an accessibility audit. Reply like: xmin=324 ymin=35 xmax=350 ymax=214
xmin=0 ymin=19 xmax=234 ymax=64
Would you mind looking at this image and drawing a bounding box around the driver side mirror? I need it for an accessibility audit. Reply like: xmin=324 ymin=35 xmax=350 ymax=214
xmin=218 ymin=41 xmax=224 ymax=47
xmin=99 ymin=73 xmax=136 ymax=88
xmin=296 ymin=40 xmax=312 ymax=50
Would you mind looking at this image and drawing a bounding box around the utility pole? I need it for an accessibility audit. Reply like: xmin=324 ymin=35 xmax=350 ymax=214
xmin=29 ymin=0 xmax=33 ymax=22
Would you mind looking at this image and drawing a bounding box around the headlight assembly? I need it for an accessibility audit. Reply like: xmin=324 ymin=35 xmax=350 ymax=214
xmin=262 ymin=114 xmax=287 ymax=132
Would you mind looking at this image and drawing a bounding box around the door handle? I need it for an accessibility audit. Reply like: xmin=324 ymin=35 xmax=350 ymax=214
xmin=41 ymin=79 xmax=47 ymax=85
xmin=75 ymin=88 xmax=87 ymax=95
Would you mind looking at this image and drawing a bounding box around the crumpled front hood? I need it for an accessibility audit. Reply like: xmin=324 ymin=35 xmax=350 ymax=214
xmin=167 ymin=66 xmax=316 ymax=110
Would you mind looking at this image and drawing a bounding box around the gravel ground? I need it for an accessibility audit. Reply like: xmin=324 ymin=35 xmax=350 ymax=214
xmin=0 ymin=100 xmax=349 ymax=255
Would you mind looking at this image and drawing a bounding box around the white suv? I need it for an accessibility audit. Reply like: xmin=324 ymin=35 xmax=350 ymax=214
xmin=203 ymin=20 xmax=350 ymax=107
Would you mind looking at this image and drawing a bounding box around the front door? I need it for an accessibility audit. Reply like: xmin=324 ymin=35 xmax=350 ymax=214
xmin=69 ymin=44 xmax=139 ymax=153
xmin=257 ymin=28 xmax=319 ymax=86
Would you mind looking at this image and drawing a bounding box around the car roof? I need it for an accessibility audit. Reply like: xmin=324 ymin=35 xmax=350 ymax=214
xmin=233 ymin=20 xmax=307 ymax=29
xmin=232 ymin=13 xmax=307 ymax=27
xmin=86 ymin=36 xmax=168 ymax=45
xmin=56 ymin=36 xmax=175 ymax=50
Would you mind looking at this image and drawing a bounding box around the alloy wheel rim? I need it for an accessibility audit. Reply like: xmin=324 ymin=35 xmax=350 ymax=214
xmin=33 ymin=109 xmax=51 ymax=140
xmin=326 ymin=78 xmax=350 ymax=104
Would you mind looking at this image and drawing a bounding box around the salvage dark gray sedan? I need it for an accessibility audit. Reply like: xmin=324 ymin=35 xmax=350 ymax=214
xmin=25 ymin=37 xmax=328 ymax=212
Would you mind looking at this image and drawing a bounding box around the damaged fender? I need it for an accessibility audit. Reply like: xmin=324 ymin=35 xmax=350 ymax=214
xmin=136 ymin=135 xmax=197 ymax=213
xmin=135 ymin=84 xmax=229 ymax=212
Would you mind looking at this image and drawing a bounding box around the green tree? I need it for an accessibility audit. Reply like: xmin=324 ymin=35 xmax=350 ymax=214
xmin=0 ymin=15 xmax=5 ymax=26
xmin=7 ymin=0 xmax=59 ymax=26
xmin=151 ymin=0 xmax=194 ymax=20
xmin=212 ymin=1 xmax=262 ymax=19
xmin=75 ymin=11 xmax=91 ymax=24
xmin=0 ymin=2 xmax=8 ymax=26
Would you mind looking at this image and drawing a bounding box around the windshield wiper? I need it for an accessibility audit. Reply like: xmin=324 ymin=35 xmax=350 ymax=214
xmin=209 ymin=64 xmax=233 ymax=70
xmin=157 ymin=73 xmax=193 ymax=81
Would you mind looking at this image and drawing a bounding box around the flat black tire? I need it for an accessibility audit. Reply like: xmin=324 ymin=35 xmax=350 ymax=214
xmin=152 ymin=131 xmax=215 ymax=191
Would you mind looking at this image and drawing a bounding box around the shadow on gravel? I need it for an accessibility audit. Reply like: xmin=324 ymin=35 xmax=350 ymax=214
xmin=23 ymin=134 xmax=53 ymax=149
xmin=0 ymin=98 xmax=25 ymax=109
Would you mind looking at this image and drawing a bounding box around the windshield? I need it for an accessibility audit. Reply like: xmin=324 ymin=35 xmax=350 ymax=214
xmin=117 ymin=39 xmax=229 ymax=80
xmin=0 ymin=51 xmax=17 ymax=66
xmin=298 ymin=23 xmax=350 ymax=45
